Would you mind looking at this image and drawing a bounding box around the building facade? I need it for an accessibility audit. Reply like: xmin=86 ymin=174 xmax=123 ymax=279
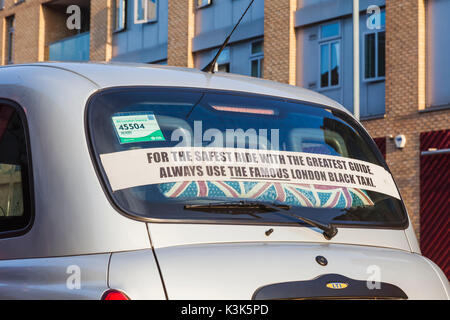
xmin=1 ymin=0 xmax=449 ymax=276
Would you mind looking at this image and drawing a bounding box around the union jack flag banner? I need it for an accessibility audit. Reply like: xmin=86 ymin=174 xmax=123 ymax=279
xmin=159 ymin=181 xmax=374 ymax=209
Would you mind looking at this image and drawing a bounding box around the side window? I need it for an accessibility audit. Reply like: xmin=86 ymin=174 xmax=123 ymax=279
xmin=217 ymin=47 xmax=230 ymax=73
xmin=134 ymin=0 xmax=157 ymax=24
xmin=364 ymin=11 xmax=386 ymax=81
xmin=319 ymin=22 xmax=341 ymax=89
xmin=250 ymin=40 xmax=264 ymax=78
xmin=0 ymin=103 xmax=32 ymax=234
xmin=197 ymin=0 xmax=212 ymax=9
xmin=114 ymin=0 xmax=127 ymax=32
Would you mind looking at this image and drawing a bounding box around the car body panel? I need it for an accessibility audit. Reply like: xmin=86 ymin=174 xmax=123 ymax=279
xmin=0 ymin=254 xmax=110 ymax=299
xmin=0 ymin=65 xmax=151 ymax=260
xmin=17 ymin=62 xmax=350 ymax=116
xmin=152 ymin=242 xmax=449 ymax=300
xmin=109 ymin=249 xmax=166 ymax=300
xmin=147 ymin=223 xmax=412 ymax=252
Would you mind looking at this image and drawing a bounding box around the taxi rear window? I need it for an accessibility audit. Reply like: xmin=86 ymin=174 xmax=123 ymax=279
xmin=86 ymin=87 xmax=407 ymax=229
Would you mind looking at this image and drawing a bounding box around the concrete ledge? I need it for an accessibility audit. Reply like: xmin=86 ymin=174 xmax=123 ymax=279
xmin=112 ymin=43 xmax=168 ymax=63
xmin=295 ymin=0 xmax=385 ymax=28
xmin=193 ymin=18 xmax=264 ymax=53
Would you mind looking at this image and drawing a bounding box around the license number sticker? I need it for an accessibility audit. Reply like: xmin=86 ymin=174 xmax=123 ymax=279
xmin=112 ymin=112 xmax=165 ymax=144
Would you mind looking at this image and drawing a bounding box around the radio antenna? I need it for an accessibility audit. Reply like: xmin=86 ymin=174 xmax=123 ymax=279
xmin=202 ymin=0 xmax=256 ymax=73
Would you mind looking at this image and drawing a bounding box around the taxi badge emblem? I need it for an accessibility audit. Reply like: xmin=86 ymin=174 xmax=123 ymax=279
xmin=326 ymin=282 xmax=349 ymax=289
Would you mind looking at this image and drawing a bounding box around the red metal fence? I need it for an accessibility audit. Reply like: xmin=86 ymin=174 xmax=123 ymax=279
xmin=420 ymin=130 xmax=449 ymax=279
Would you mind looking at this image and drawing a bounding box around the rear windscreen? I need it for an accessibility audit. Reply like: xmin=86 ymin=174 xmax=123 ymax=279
xmin=87 ymin=87 xmax=407 ymax=228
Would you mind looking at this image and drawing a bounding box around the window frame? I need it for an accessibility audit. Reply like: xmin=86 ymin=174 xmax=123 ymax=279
xmin=134 ymin=0 xmax=158 ymax=25
xmin=363 ymin=29 xmax=386 ymax=82
xmin=197 ymin=0 xmax=212 ymax=9
xmin=249 ymin=40 xmax=264 ymax=78
xmin=0 ymin=99 xmax=34 ymax=238
xmin=318 ymin=21 xmax=341 ymax=90
xmin=6 ymin=15 xmax=14 ymax=65
xmin=318 ymin=39 xmax=341 ymax=90
xmin=114 ymin=0 xmax=127 ymax=33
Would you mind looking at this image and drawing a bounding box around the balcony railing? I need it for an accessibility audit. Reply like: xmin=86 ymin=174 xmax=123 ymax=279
xmin=49 ymin=32 xmax=90 ymax=62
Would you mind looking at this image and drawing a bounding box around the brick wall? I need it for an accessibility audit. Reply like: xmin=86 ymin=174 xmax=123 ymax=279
xmin=0 ymin=0 xmax=114 ymax=64
xmin=362 ymin=0 xmax=449 ymax=239
xmin=89 ymin=0 xmax=113 ymax=62
xmin=264 ymin=0 xmax=297 ymax=85
xmin=167 ymin=0 xmax=195 ymax=67
xmin=0 ymin=0 xmax=42 ymax=64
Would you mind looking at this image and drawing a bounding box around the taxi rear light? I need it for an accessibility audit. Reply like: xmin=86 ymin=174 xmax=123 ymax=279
xmin=101 ymin=289 xmax=130 ymax=300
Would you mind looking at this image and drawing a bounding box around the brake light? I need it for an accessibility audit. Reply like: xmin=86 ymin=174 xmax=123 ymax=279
xmin=211 ymin=105 xmax=275 ymax=115
xmin=102 ymin=289 xmax=130 ymax=300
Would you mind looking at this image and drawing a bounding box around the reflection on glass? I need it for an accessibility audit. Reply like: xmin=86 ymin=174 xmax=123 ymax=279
xmin=115 ymin=0 xmax=126 ymax=31
xmin=378 ymin=31 xmax=386 ymax=77
xmin=331 ymin=42 xmax=340 ymax=86
xmin=147 ymin=0 xmax=157 ymax=21
xmin=251 ymin=41 xmax=264 ymax=55
xmin=320 ymin=22 xmax=339 ymax=39
xmin=216 ymin=47 xmax=230 ymax=65
xmin=136 ymin=0 xmax=145 ymax=21
xmin=251 ymin=60 xmax=259 ymax=77
xmin=320 ymin=44 xmax=329 ymax=87
xmin=365 ymin=33 xmax=376 ymax=79
xmin=0 ymin=164 xmax=23 ymax=217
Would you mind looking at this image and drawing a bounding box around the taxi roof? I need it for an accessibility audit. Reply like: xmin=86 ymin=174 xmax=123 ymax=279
xmin=0 ymin=62 xmax=350 ymax=116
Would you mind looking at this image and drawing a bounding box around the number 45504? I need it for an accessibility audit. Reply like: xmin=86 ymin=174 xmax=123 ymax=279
xmin=119 ymin=123 xmax=145 ymax=130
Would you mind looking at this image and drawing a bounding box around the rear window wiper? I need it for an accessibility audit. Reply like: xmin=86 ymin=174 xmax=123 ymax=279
xmin=184 ymin=201 xmax=338 ymax=240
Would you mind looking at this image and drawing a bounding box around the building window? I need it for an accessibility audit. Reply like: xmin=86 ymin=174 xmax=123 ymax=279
xmin=250 ymin=40 xmax=264 ymax=78
xmin=364 ymin=13 xmax=385 ymax=81
xmin=216 ymin=47 xmax=230 ymax=73
xmin=114 ymin=0 xmax=127 ymax=32
xmin=6 ymin=16 xmax=14 ymax=64
xmin=197 ymin=0 xmax=212 ymax=9
xmin=0 ymin=0 xmax=4 ymax=10
xmin=320 ymin=22 xmax=340 ymax=39
xmin=134 ymin=0 xmax=157 ymax=24
xmin=0 ymin=102 xmax=32 ymax=234
xmin=319 ymin=22 xmax=340 ymax=88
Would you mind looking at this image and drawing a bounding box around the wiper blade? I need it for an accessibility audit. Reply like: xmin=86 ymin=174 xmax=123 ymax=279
xmin=255 ymin=202 xmax=338 ymax=240
xmin=184 ymin=201 xmax=338 ymax=240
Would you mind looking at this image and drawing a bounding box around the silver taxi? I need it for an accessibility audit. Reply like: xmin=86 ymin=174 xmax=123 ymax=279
xmin=0 ymin=63 xmax=448 ymax=299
